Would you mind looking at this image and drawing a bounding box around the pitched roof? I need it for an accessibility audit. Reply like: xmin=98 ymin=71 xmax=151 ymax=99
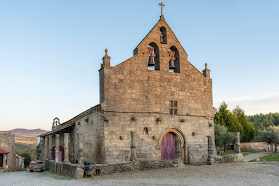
xmin=39 ymin=104 xmax=101 ymax=137
xmin=0 ymin=148 xmax=9 ymax=154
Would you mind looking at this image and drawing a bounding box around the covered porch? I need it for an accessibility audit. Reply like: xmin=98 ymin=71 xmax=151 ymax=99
xmin=0 ymin=148 xmax=9 ymax=172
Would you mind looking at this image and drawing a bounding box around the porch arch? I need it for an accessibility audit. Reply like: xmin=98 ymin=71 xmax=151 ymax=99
xmin=158 ymin=128 xmax=187 ymax=163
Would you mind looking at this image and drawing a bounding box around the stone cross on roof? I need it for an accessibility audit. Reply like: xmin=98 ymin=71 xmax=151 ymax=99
xmin=159 ymin=2 xmax=165 ymax=16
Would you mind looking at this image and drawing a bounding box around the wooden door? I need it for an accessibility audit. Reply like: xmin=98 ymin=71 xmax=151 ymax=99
xmin=161 ymin=133 xmax=176 ymax=160
xmin=0 ymin=154 xmax=3 ymax=167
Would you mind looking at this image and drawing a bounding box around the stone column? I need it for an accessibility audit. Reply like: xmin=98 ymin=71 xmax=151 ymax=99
xmin=64 ymin=133 xmax=70 ymax=163
xmin=55 ymin=134 xmax=60 ymax=163
xmin=235 ymin=132 xmax=241 ymax=153
xmin=48 ymin=135 xmax=53 ymax=160
xmin=207 ymin=136 xmax=214 ymax=165
xmin=78 ymin=134 xmax=84 ymax=166
xmin=130 ymin=131 xmax=137 ymax=161
xmin=44 ymin=137 xmax=48 ymax=161
xmin=175 ymin=136 xmax=181 ymax=159
xmin=38 ymin=137 xmax=44 ymax=161
xmin=3 ymin=154 xmax=7 ymax=169
xmin=182 ymin=143 xmax=187 ymax=164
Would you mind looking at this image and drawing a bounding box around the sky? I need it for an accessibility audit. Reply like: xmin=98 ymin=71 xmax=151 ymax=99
xmin=0 ymin=0 xmax=278 ymax=131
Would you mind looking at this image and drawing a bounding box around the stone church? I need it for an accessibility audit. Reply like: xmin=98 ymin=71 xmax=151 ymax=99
xmin=38 ymin=3 xmax=216 ymax=170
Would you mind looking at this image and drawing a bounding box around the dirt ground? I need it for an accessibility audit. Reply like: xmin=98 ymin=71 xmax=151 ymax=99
xmin=1 ymin=162 xmax=279 ymax=186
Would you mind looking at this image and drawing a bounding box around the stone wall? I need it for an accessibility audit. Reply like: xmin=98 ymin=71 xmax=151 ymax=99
xmin=240 ymin=142 xmax=268 ymax=152
xmin=73 ymin=109 xmax=105 ymax=164
xmin=45 ymin=160 xmax=78 ymax=177
xmin=103 ymin=112 xmax=214 ymax=165
xmin=94 ymin=159 xmax=181 ymax=175
xmin=0 ymin=131 xmax=16 ymax=172
xmin=45 ymin=159 xmax=181 ymax=178
xmin=214 ymin=153 xmax=244 ymax=163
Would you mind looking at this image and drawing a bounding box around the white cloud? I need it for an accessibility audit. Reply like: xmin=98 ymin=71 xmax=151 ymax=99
xmin=214 ymin=93 xmax=279 ymax=115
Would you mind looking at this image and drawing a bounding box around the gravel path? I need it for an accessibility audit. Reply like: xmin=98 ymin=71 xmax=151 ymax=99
xmin=243 ymin=152 xmax=272 ymax=162
xmin=1 ymin=162 xmax=279 ymax=186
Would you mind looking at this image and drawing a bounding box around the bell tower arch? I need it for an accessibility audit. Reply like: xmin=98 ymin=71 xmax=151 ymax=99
xmin=147 ymin=42 xmax=160 ymax=71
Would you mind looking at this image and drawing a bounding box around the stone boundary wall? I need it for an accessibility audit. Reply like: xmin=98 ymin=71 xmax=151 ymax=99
xmin=45 ymin=159 xmax=181 ymax=178
xmin=214 ymin=153 xmax=244 ymax=163
xmin=45 ymin=160 xmax=78 ymax=177
xmin=240 ymin=142 xmax=268 ymax=152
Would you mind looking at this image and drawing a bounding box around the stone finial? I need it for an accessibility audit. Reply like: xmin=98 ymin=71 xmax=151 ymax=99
xmin=102 ymin=48 xmax=111 ymax=67
xmin=203 ymin=63 xmax=211 ymax=78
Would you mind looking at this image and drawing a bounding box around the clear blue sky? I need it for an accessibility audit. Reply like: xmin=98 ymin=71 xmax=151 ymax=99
xmin=0 ymin=0 xmax=278 ymax=131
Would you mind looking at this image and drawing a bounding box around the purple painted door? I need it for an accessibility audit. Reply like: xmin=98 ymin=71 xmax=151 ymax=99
xmin=52 ymin=146 xmax=64 ymax=161
xmin=161 ymin=133 xmax=176 ymax=160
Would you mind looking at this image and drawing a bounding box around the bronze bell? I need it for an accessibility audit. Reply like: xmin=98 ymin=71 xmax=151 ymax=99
xmin=169 ymin=59 xmax=176 ymax=69
xmin=148 ymin=57 xmax=155 ymax=67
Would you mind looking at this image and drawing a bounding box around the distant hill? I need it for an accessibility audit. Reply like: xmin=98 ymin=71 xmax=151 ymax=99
xmin=10 ymin=128 xmax=48 ymax=137
xmin=10 ymin=128 xmax=49 ymax=146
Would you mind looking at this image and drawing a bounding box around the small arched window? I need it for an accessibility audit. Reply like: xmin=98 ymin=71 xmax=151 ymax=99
xmin=147 ymin=42 xmax=160 ymax=71
xmin=160 ymin=27 xmax=167 ymax=44
xmin=168 ymin=46 xmax=180 ymax=73
xmin=143 ymin=127 xmax=148 ymax=134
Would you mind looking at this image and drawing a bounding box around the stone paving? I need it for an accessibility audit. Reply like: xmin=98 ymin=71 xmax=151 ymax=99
xmin=1 ymin=162 xmax=279 ymax=186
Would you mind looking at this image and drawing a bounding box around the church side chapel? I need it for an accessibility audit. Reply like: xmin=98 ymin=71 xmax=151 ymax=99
xmin=38 ymin=2 xmax=216 ymax=173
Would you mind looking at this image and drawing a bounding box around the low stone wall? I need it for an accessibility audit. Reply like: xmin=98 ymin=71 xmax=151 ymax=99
xmin=85 ymin=159 xmax=182 ymax=177
xmin=240 ymin=142 xmax=268 ymax=152
xmin=214 ymin=153 xmax=244 ymax=163
xmin=45 ymin=160 xmax=78 ymax=177
xmin=45 ymin=159 xmax=182 ymax=178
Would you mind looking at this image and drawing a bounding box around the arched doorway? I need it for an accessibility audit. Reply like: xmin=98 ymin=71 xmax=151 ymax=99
xmin=52 ymin=146 xmax=64 ymax=162
xmin=159 ymin=128 xmax=187 ymax=163
xmin=161 ymin=132 xmax=176 ymax=160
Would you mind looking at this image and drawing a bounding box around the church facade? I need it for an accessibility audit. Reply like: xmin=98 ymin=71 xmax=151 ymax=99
xmin=38 ymin=6 xmax=216 ymax=168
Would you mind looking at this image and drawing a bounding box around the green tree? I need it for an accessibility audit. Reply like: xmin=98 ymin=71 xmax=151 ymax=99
xmin=233 ymin=106 xmax=255 ymax=142
xmin=259 ymin=126 xmax=279 ymax=152
xmin=248 ymin=113 xmax=279 ymax=135
xmin=214 ymin=102 xmax=243 ymax=138
xmin=215 ymin=124 xmax=235 ymax=151
xmin=20 ymin=153 xmax=31 ymax=168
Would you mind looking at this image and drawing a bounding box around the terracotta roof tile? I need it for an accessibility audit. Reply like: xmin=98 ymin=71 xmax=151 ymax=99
xmin=0 ymin=148 xmax=9 ymax=154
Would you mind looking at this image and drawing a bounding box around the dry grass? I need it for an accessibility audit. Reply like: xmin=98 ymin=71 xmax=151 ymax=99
xmin=15 ymin=136 xmax=37 ymax=145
